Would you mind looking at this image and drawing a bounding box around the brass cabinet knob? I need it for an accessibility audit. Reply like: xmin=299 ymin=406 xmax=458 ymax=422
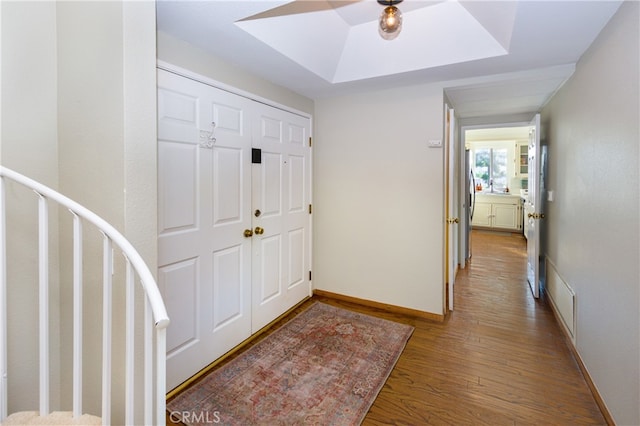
xmin=243 ymin=229 xmax=253 ymax=238
xmin=254 ymin=227 xmax=264 ymax=235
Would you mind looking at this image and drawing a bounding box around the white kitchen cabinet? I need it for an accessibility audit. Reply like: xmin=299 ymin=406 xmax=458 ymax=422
xmin=472 ymin=194 xmax=523 ymax=231
xmin=473 ymin=202 xmax=492 ymax=227
xmin=516 ymin=143 xmax=529 ymax=178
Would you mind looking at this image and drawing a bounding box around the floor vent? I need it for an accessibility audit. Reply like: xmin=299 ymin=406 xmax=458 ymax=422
xmin=546 ymin=258 xmax=576 ymax=343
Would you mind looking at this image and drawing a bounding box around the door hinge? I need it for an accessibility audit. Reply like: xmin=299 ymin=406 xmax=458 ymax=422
xmin=309 ymin=271 xmax=312 ymax=281
xmin=309 ymin=137 xmax=312 ymax=147
xmin=308 ymin=204 xmax=312 ymax=214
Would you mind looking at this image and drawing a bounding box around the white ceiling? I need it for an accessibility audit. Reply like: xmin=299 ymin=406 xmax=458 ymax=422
xmin=465 ymin=126 xmax=530 ymax=142
xmin=156 ymin=0 xmax=622 ymax=118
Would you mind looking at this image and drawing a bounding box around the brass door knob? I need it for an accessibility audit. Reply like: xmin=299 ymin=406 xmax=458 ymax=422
xmin=254 ymin=227 xmax=264 ymax=235
xmin=243 ymin=229 xmax=253 ymax=238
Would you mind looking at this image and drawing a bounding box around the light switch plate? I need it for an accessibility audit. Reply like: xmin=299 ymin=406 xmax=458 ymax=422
xmin=428 ymin=139 xmax=442 ymax=148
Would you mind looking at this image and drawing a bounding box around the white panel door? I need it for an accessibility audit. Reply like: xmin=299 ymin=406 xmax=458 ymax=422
xmin=251 ymin=104 xmax=311 ymax=331
xmin=526 ymin=114 xmax=542 ymax=298
xmin=445 ymin=106 xmax=457 ymax=311
xmin=157 ymin=70 xmax=252 ymax=390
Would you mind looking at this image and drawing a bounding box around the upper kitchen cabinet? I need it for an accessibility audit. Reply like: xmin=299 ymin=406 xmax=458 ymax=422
xmin=516 ymin=142 xmax=528 ymax=178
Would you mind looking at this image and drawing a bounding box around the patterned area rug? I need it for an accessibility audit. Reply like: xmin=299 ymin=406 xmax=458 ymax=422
xmin=167 ymin=302 xmax=414 ymax=425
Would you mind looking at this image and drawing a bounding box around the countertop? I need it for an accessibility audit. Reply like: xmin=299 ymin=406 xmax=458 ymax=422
xmin=476 ymin=191 xmax=520 ymax=198
xmin=475 ymin=192 xmax=523 ymax=204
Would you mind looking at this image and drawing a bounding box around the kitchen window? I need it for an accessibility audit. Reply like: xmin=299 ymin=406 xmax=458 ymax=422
xmin=473 ymin=147 xmax=508 ymax=191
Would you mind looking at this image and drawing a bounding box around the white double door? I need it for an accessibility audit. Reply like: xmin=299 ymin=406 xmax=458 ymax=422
xmin=157 ymin=69 xmax=311 ymax=391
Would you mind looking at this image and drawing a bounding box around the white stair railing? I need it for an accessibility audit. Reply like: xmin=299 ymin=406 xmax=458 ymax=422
xmin=0 ymin=166 xmax=169 ymax=425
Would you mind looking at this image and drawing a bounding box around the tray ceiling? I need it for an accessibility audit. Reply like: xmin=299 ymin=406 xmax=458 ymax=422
xmin=157 ymin=0 xmax=623 ymax=117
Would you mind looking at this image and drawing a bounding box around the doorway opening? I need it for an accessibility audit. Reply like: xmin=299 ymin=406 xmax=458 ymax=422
xmin=459 ymin=124 xmax=530 ymax=276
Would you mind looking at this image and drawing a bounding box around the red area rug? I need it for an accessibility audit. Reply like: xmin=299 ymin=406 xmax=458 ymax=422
xmin=167 ymin=302 xmax=414 ymax=425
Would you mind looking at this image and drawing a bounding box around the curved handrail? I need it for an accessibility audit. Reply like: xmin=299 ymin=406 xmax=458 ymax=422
xmin=0 ymin=166 xmax=169 ymax=329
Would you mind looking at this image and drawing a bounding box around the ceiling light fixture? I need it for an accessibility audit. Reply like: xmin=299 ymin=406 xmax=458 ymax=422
xmin=377 ymin=0 xmax=403 ymax=41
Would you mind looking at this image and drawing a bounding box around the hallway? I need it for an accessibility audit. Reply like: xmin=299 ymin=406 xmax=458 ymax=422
xmin=324 ymin=230 xmax=606 ymax=424
xmin=169 ymin=230 xmax=607 ymax=425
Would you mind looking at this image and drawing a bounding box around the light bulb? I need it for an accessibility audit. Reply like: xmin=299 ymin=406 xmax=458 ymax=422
xmin=379 ymin=6 xmax=403 ymax=40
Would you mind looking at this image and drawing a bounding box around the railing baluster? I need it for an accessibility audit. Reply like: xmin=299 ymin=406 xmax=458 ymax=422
xmin=0 ymin=167 xmax=169 ymax=425
xmin=101 ymin=235 xmax=112 ymax=426
xmin=125 ymin=258 xmax=135 ymax=425
xmin=36 ymin=193 xmax=49 ymax=417
xmin=144 ymin=298 xmax=152 ymax=425
xmin=156 ymin=328 xmax=167 ymax=425
xmin=0 ymin=177 xmax=7 ymax=421
xmin=71 ymin=211 xmax=83 ymax=418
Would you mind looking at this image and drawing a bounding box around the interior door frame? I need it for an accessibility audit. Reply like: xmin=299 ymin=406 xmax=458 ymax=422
xmin=456 ymin=119 xmax=532 ymax=275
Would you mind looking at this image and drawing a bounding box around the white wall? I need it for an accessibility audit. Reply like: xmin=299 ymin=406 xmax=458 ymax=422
xmin=57 ymin=2 xmax=125 ymax=415
xmin=123 ymin=1 xmax=158 ymax=276
xmin=541 ymin=1 xmax=639 ymax=424
xmin=0 ymin=0 xmax=61 ymax=412
xmin=57 ymin=2 xmax=158 ymax=422
xmin=314 ymin=85 xmax=445 ymax=314
xmin=1 ymin=1 xmax=157 ymax=422
xmin=157 ymin=30 xmax=448 ymax=315
xmin=157 ymin=31 xmax=314 ymax=116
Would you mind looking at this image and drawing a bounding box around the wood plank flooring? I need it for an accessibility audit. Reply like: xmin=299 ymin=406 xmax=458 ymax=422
xmin=168 ymin=230 xmax=606 ymax=425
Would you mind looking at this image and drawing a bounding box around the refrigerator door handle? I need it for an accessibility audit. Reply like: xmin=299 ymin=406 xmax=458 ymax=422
xmin=470 ymin=170 xmax=476 ymax=220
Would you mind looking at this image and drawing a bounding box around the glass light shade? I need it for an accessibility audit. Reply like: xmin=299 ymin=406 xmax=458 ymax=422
xmin=379 ymin=6 xmax=403 ymax=40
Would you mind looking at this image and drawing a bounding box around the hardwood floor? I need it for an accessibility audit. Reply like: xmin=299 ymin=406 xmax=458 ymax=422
xmin=358 ymin=230 xmax=605 ymax=425
xmin=168 ymin=230 xmax=606 ymax=425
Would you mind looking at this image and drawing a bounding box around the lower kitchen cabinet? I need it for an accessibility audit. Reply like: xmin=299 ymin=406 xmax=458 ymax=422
xmin=472 ymin=194 xmax=523 ymax=231
xmin=473 ymin=202 xmax=492 ymax=227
